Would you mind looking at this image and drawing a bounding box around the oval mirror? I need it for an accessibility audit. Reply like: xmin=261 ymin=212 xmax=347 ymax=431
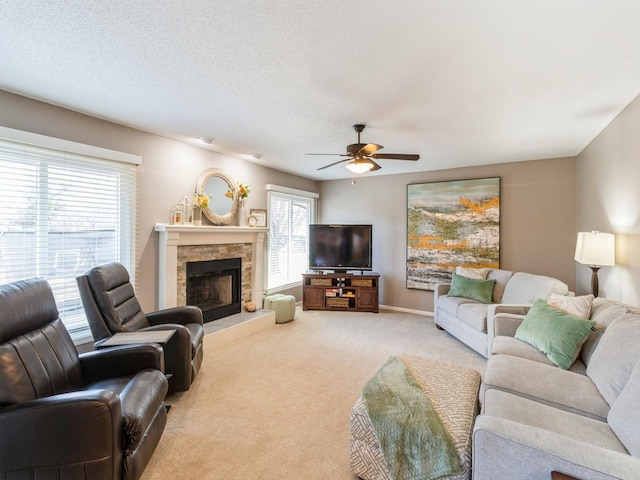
xmin=196 ymin=168 xmax=239 ymax=225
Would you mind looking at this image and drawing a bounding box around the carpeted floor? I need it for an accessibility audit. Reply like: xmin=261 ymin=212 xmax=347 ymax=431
xmin=141 ymin=308 xmax=486 ymax=480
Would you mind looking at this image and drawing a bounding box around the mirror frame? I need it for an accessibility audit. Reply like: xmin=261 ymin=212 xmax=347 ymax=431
xmin=196 ymin=168 xmax=239 ymax=225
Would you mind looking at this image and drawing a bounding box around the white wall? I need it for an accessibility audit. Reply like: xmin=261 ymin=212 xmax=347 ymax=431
xmin=576 ymin=93 xmax=640 ymax=304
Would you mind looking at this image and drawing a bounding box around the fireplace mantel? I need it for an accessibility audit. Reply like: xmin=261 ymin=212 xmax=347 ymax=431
xmin=154 ymin=224 xmax=267 ymax=310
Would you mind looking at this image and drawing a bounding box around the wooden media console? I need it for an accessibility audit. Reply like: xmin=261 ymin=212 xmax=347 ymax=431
xmin=302 ymin=272 xmax=379 ymax=313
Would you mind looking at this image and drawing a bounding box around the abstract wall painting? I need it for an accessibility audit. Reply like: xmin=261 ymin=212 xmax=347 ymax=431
xmin=407 ymin=177 xmax=500 ymax=290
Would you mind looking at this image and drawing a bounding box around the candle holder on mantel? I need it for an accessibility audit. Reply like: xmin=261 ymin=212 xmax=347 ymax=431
xmin=170 ymin=204 xmax=183 ymax=225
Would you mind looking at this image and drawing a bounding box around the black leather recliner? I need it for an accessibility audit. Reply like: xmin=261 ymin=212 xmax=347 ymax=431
xmin=76 ymin=262 xmax=204 ymax=393
xmin=0 ymin=277 xmax=168 ymax=480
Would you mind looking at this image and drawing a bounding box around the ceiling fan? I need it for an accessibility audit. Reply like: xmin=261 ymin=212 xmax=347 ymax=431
xmin=307 ymin=124 xmax=420 ymax=174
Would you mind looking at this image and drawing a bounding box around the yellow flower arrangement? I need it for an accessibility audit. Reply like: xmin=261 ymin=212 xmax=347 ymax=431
xmin=193 ymin=192 xmax=210 ymax=210
xmin=225 ymin=183 xmax=250 ymax=199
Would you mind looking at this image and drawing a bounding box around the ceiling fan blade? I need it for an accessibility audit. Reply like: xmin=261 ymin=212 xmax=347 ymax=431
xmin=305 ymin=153 xmax=348 ymax=156
xmin=369 ymin=160 xmax=382 ymax=171
xmin=317 ymin=158 xmax=351 ymax=170
xmin=370 ymin=153 xmax=420 ymax=161
xmin=358 ymin=143 xmax=383 ymax=155
xmin=346 ymin=143 xmax=366 ymax=154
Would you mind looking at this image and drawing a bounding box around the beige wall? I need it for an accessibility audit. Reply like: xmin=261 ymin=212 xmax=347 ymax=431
xmin=319 ymin=157 xmax=577 ymax=312
xmin=576 ymin=93 xmax=640 ymax=304
xmin=0 ymin=89 xmax=580 ymax=315
xmin=0 ymin=90 xmax=318 ymax=311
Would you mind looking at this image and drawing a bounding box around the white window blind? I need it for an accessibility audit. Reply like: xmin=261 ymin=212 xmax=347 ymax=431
xmin=266 ymin=185 xmax=318 ymax=292
xmin=0 ymin=128 xmax=138 ymax=343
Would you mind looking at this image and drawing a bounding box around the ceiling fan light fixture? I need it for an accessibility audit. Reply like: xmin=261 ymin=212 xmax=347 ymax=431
xmin=345 ymin=159 xmax=374 ymax=174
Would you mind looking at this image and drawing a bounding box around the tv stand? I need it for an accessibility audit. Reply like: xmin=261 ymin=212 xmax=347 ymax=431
xmin=302 ymin=272 xmax=379 ymax=313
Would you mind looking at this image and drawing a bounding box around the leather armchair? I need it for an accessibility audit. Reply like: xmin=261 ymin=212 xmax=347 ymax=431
xmin=0 ymin=278 xmax=168 ymax=480
xmin=76 ymin=262 xmax=204 ymax=393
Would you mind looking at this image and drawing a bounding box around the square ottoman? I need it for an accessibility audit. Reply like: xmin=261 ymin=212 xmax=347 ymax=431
xmin=263 ymin=294 xmax=296 ymax=324
xmin=350 ymin=354 xmax=481 ymax=480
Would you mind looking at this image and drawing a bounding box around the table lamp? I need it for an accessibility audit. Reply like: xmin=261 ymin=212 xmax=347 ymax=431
xmin=574 ymin=231 xmax=615 ymax=297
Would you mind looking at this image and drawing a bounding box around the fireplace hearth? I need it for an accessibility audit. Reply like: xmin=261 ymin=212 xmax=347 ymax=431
xmin=187 ymin=257 xmax=241 ymax=322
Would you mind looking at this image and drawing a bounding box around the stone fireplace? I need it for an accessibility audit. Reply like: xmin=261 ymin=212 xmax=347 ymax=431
xmin=154 ymin=224 xmax=267 ymax=313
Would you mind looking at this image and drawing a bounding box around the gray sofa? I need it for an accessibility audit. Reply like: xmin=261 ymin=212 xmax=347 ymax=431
xmin=434 ymin=269 xmax=570 ymax=357
xmin=473 ymin=297 xmax=640 ymax=479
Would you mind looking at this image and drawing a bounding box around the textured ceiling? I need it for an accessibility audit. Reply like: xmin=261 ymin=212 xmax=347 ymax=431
xmin=1 ymin=1 xmax=640 ymax=180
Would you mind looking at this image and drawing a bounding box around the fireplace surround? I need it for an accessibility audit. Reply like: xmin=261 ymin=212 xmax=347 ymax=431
xmin=154 ymin=224 xmax=267 ymax=312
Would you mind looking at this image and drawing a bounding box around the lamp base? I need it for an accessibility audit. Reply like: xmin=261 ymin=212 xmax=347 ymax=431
xmin=590 ymin=266 xmax=601 ymax=297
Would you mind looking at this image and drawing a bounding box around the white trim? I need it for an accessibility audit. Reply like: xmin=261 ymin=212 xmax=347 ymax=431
xmin=153 ymin=224 xmax=267 ymax=310
xmin=379 ymin=304 xmax=434 ymax=317
xmin=0 ymin=126 xmax=142 ymax=165
xmin=265 ymin=280 xmax=302 ymax=296
xmin=266 ymin=184 xmax=319 ymax=198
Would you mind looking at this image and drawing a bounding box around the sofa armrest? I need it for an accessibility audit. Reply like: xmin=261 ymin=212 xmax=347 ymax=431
xmin=147 ymin=305 xmax=204 ymax=327
xmin=488 ymin=303 xmax=532 ymax=317
xmin=80 ymin=343 xmax=164 ymax=383
xmin=0 ymin=390 xmax=121 ymax=476
xmin=473 ymin=415 xmax=640 ymax=480
xmin=486 ymin=303 xmax=531 ymax=342
xmin=491 ymin=313 xmax=526 ymax=338
xmin=433 ymin=282 xmax=451 ymax=324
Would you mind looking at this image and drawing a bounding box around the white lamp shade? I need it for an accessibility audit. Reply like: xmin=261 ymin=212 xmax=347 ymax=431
xmin=345 ymin=159 xmax=374 ymax=174
xmin=575 ymin=231 xmax=615 ymax=266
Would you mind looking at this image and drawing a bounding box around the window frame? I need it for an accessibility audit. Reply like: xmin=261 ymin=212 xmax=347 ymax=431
xmin=265 ymin=184 xmax=318 ymax=294
xmin=0 ymin=126 xmax=140 ymax=344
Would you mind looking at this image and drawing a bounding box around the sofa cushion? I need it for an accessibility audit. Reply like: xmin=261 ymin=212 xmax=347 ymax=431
xmin=482 ymin=354 xmax=610 ymax=420
xmin=587 ymin=314 xmax=640 ymax=406
xmin=547 ymin=293 xmax=594 ymax=319
xmin=458 ymin=303 xmax=490 ymax=332
xmin=483 ymin=389 xmax=628 ymax=454
xmin=514 ymin=299 xmax=595 ymax=369
xmin=438 ymin=295 xmax=479 ymax=318
xmin=581 ymin=298 xmax=631 ymax=366
xmin=486 ymin=269 xmax=514 ymax=303
xmin=491 ymin=336 xmax=587 ymax=374
xmin=455 ymin=266 xmax=490 ymax=279
xmin=608 ymin=359 xmax=640 ymax=457
xmin=501 ymin=272 xmax=569 ymax=304
xmin=448 ymin=273 xmax=495 ymax=304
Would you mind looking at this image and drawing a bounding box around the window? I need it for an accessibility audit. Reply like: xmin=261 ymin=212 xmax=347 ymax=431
xmin=266 ymin=185 xmax=318 ymax=292
xmin=0 ymin=127 xmax=139 ymax=343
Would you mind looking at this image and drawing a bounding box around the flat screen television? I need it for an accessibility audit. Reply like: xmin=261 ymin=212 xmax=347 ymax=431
xmin=308 ymin=224 xmax=372 ymax=273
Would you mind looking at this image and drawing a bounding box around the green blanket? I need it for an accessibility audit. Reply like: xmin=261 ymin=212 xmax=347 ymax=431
xmin=362 ymin=356 xmax=462 ymax=480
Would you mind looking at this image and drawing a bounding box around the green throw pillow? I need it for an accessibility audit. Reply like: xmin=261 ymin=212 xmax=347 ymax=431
xmin=515 ymin=299 xmax=596 ymax=369
xmin=447 ymin=273 xmax=496 ymax=304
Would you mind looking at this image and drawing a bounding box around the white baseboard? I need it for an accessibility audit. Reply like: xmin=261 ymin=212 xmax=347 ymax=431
xmin=379 ymin=304 xmax=434 ymax=317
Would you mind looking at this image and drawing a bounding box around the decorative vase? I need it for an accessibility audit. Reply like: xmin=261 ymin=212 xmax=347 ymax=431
xmin=238 ymin=198 xmax=247 ymax=227
xmin=193 ymin=207 xmax=202 ymax=226
xmin=181 ymin=195 xmax=193 ymax=225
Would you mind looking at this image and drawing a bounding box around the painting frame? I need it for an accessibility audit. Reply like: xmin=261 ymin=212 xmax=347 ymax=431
xmin=406 ymin=177 xmax=501 ymax=291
